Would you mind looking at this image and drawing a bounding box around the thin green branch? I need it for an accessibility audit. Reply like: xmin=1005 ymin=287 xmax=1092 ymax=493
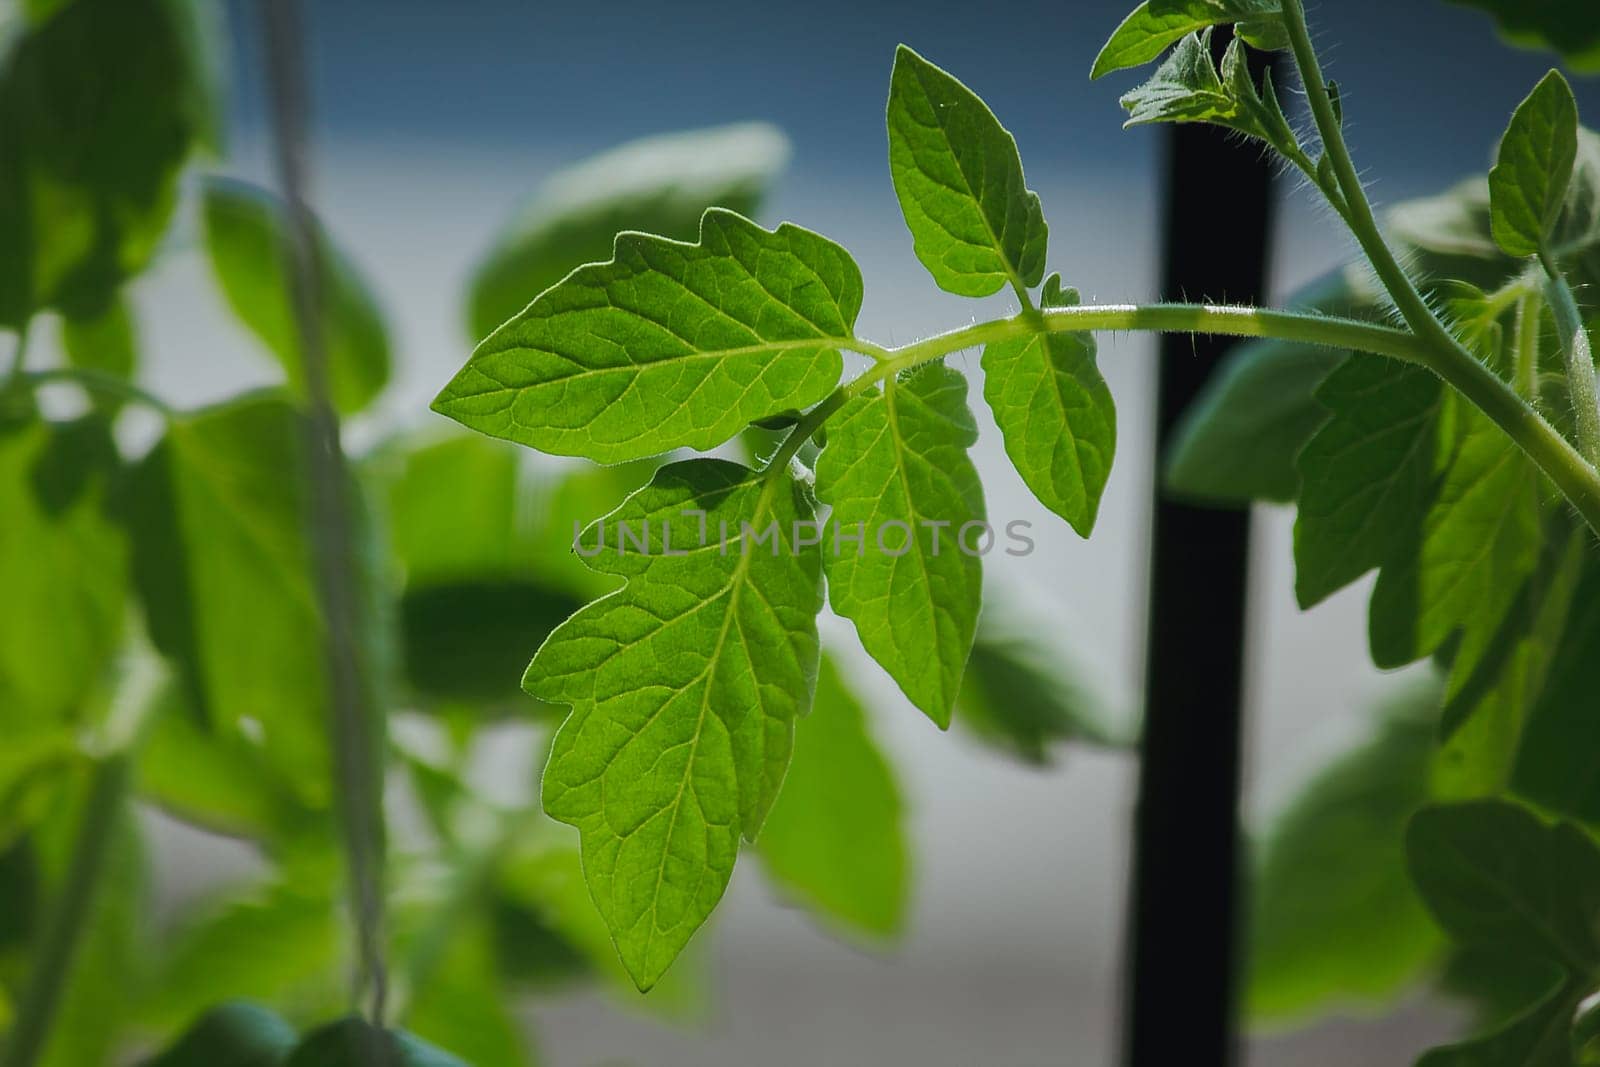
xmin=1539 ymin=250 xmax=1600 ymax=465
xmin=763 ymin=301 xmax=1600 ymax=538
xmin=0 ymin=757 xmax=128 ymax=1067
xmin=17 ymin=368 xmax=175 ymax=417
xmin=1515 ymin=291 xmax=1542 ymax=400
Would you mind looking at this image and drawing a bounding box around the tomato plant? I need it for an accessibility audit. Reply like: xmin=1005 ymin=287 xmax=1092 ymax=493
xmin=3 ymin=0 xmax=1600 ymax=1064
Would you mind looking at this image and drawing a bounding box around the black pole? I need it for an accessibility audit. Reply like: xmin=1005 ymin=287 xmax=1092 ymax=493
xmin=1121 ymin=31 xmax=1277 ymax=1067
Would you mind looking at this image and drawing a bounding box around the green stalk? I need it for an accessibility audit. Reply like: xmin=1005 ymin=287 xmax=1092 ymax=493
xmin=0 ymin=758 xmax=129 ymax=1067
xmin=1277 ymin=0 xmax=1600 ymax=532
xmin=766 ymin=300 xmax=1600 ymax=537
xmin=1539 ymin=252 xmax=1600 ymax=465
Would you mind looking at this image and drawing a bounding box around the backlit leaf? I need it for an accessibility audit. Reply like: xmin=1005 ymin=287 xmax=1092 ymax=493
xmin=60 ymin=294 xmax=137 ymax=382
xmin=887 ymin=44 xmax=1047 ymax=298
xmin=816 ymin=362 xmax=984 ymax=727
xmin=1446 ymin=0 xmax=1600 ymax=75
xmin=531 ymin=459 xmax=823 ymax=989
xmin=140 ymin=1002 xmax=297 ymax=1067
xmin=435 ymin=208 xmax=857 ymax=464
xmin=1091 ymin=0 xmax=1283 ymax=80
xmin=1489 ymin=70 xmax=1579 ymax=258
xmin=982 ymin=275 xmax=1115 ymax=535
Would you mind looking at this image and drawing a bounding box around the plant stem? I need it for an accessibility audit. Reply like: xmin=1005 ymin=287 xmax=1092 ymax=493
xmin=768 ymin=300 xmax=1600 ymax=536
xmin=1277 ymin=0 xmax=1600 ymax=532
xmin=257 ymin=0 xmax=389 ymax=1025
xmin=1515 ymin=292 xmax=1542 ymax=400
xmin=1539 ymin=251 xmax=1600 ymax=465
xmin=0 ymin=757 xmax=128 ymax=1067
xmin=16 ymin=368 xmax=175 ymax=417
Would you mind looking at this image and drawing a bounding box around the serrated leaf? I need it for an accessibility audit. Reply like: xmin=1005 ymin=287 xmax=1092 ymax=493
xmin=0 ymin=0 xmax=202 ymax=327
xmin=1164 ymin=272 xmax=1371 ymax=504
xmin=1434 ymin=524 xmax=1584 ymax=800
xmin=1091 ymin=0 xmax=1282 ymax=79
xmin=1245 ymin=687 xmax=1443 ymax=1023
xmin=1369 ymin=405 xmax=1543 ymax=669
xmin=816 ymin=362 xmax=984 ymax=727
xmin=1512 ymin=558 xmax=1600 ymax=824
xmin=435 ymin=208 xmax=855 ymax=464
xmin=0 ymin=414 xmax=126 ymax=735
xmin=467 ymin=122 xmax=789 ymax=340
xmin=201 ymin=178 xmax=391 ymax=415
xmin=1293 ymin=355 xmax=1448 ymax=608
xmin=125 ymin=394 xmax=333 ymax=806
xmin=1446 ymin=0 xmax=1600 ymax=75
xmin=982 ymin=275 xmax=1115 ymax=535
xmin=140 ymin=1002 xmax=297 ymax=1067
xmin=284 ymin=1018 xmax=468 ymax=1067
xmin=60 ymin=294 xmax=137 ymax=381
xmin=886 ymin=44 xmax=1047 ymax=299
xmin=531 ymin=458 xmax=823 ymax=989
xmin=1490 ymin=70 xmax=1580 ymax=259
xmin=957 ymin=595 xmax=1118 ymax=766
xmin=757 ymin=654 xmax=908 ymax=940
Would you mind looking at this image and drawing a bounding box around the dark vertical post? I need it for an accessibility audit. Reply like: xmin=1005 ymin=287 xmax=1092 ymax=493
xmin=1121 ymin=31 xmax=1277 ymax=1067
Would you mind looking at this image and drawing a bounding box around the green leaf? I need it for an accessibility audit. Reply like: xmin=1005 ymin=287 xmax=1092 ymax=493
xmin=60 ymin=294 xmax=137 ymax=381
xmin=146 ymin=881 xmax=340 ymax=1032
xmin=1245 ymin=686 xmax=1443 ymax=1023
xmin=284 ymin=1019 xmax=468 ymax=1067
xmin=201 ymin=178 xmax=391 ymax=415
xmin=434 ymin=208 xmax=856 ymax=464
xmin=957 ymin=595 xmax=1119 ymax=766
xmin=816 ymin=362 xmax=984 ymax=727
xmin=125 ymin=394 xmax=333 ymax=806
xmin=1369 ymin=405 xmax=1543 ymax=668
xmin=1513 ymin=557 xmax=1600 ymax=824
xmin=0 ymin=414 xmax=126 ymax=733
xmin=1489 ymin=70 xmax=1580 ymax=259
xmin=140 ymin=1002 xmax=297 ymax=1067
xmin=467 ymin=122 xmax=789 ymax=340
xmin=981 ymin=275 xmax=1116 ymax=535
xmin=1091 ymin=0 xmax=1282 ymax=79
xmin=0 ymin=0 xmax=202 ymax=327
xmin=1163 ymin=272 xmax=1372 ymax=504
xmin=886 ymin=44 xmax=1047 ymax=299
xmin=757 ymin=654 xmax=908 ymax=940
xmin=133 ymin=683 xmax=313 ymax=842
xmin=530 ymin=459 xmax=823 ymax=990
xmin=403 ymin=920 xmax=534 ymax=1067
xmin=1434 ymin=524 xmax=1584 ymax=800
xmin=1445 ymin=1 xmax=1600 ymax=75
xmin=1293 ymin=355 xmax=1448 ymax=609
xmin=1118 ymin=31 xmax=1298 ymax=155
xmin=1408 ymin=800 xmax=1600 ymax=971
xmin=1407 ymin=800 xmax=1600 ymax=1066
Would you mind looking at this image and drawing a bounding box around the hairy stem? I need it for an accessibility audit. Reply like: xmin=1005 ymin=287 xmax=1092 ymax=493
xmin=1540 ymin=252 xmax=1600 ymax=465
xmin=766 ymin=300 xmax=1600 ymax=536
xmin=0 ymin=757 xmax=128 ymax=1067
xmin=1515 ymin=292 xmax=1542 ymax=400
xmin=1277 ymin=0 xmax=1600 ymax=529
xmin=16 ymin=368 xmax=175 ymax=417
